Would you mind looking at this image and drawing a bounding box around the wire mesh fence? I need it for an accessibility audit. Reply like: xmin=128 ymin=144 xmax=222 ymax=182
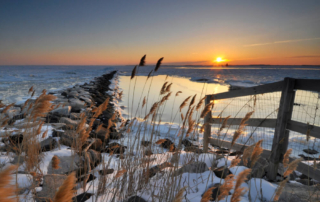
xmin=209 ymin=88 xmax=320 ymax=158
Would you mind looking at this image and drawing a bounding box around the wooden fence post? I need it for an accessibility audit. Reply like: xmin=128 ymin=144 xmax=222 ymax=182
xmin=267 ymin=77 xmax=296 ymax=181
xmin=203 ymin=96 xmax=212 ymax=152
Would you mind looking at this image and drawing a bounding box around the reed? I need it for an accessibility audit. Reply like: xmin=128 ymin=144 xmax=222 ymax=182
xmin=53 ymin=172 xmax=76 ymax=202
xmin=0 ymin=165 xmax=17 ymax=202
xmin=231 ymin=169 xmax=251 ymax=202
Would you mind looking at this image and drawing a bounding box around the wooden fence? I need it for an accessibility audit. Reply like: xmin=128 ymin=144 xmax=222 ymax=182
xmin=203 ymin=77 xmax=320 ymax=181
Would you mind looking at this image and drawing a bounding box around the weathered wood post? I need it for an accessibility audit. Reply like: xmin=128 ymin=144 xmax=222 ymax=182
xmin=203 ymin=96 xmax=212 ymax=152
xmin=267 ymin=77 xmax=296 ymax=181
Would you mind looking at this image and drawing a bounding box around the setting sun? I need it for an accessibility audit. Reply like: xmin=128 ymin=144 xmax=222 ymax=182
xmin=215 ymin=57 xmax=225 ymax=63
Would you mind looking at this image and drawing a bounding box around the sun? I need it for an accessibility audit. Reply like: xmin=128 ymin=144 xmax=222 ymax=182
xmin=215 ymin=57 xmax=225 ymax=63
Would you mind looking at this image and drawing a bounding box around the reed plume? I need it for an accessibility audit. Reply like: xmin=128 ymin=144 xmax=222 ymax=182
xmin=283 ymin=158 xmax=302 ymax=177
xmin=52 ymin=155 xmax=60 ymax=169
xmin=200 ymin=102 xmax=213 ymax=118
xmin=0 ymin=165 xmax=17 ymax=202
xmin=115 ymin=169 xmax=127 ymax=178
xmin=160 ymin=82 xmax=168 ymax=94
xmin=242 ymin=144 xmax=255 ymax=166
xmin=273 ymin=178 xmax=289 ymax=201
xmin=1 ymin=103 xmax=14 ymax=114
xmin=179 ymin=96 xmax=191 ymax=112
xmin=231 ymin=111 xmax=254 ymax=146
xmin=37 ymin=121 xmax=44 ymax=135
xmin=142 ymin=97 xmax=146 ymax=108
xmin=165 ymin=83 xmax=172 ymax=92
xmin=200 ymin=187 xmax=214 ymax=202
xmin=186 ymin=120 xmax=195 ymax=136
xmin=155 ymin=139 xmax=167 ymax=145
xmin=139 ymin=55 xmax=146 ymax=66
xmin=181 ymin=113 xmax=184 ymax=121
xmin=196 ymin=96 xmax=206 ymax=111
xmin=231 ymin=168 xmax=251 ymax=202
xmin=155 ymin=57 xmax=164 ymax=72
xmin=176 ymin=91 xmax=182 ymax=96
xmin=42 ymin=129 xmax=48 ymax=138
xmin=217 ymin=115 xmax=231 ymax=136
xmin=218 ymin=174 xmax=234 ymax=201
xmin=230 ymin=158 xmax=241 ymax=168
xmin=28 ymin=86 xmax=34 ymax=94
xmin=131 ymin=65 xmax=137 ymax=80
xmin=53 ymin=172 xmax=76 ymax=202
xmin=283 ymin=148 xmax=292 ymax=167
xmin=172 ymin=186 xmax=186 ymax=202
xmin=189 ymin=94 xmax=197 ymax=107
xmin=144 ymin=102 xmax=158 ymax=120
xmin=31 ymin=90 xmax=36 ymax=97
xmin=250 ymin=140 xmax=263 ymax=167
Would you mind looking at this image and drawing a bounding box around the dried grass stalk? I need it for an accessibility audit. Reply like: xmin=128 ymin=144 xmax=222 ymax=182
xmin=231 ymin=168 xmax=251 ymax=202
xmin=250 ymin=140 xmax=263 ymax=167
xmin=200 ymin=187 xmax=214 ymax=202
xmin=283 ymin=148 xmax=292 ymax=168
xmin=142 ymin=97 xmax=146 ymax=108
xmin=147 ymin=70 xmax=153 ymax=79
xmin=273 ymin=178 xmax=289 ymax=201
xmin=189 ymin=94 xmax=197 ymax=107
xmin=230 ymin=158 xmax=241 ymax=168
xmin=115 ymin=169 xmax=127 ymax=178
xmin=139 ymin=55 xmax=146 ymax=66
xmin=283 ymin=158 xmax=302 ymax=177
xmin=176 ymin=91 xmax=182 ymax=96
xmin=0 ymin=165 xmax=17 ymax=202
xmin=200 ymin=102 xmax=213 ymax=118
xmin=155 ymin=57 xmax=164 ymax=72
xmin=131 ymin=65 xmax=137 ymax=80
xmin=53 ymin=172 xmax=76 ymax=202
xmin=52 ymin=155 xmax=60 ymax=169
xmin=242 ymin=144 xmax=255 ymax=166
xmin=231 ymin=111 xmax=254 ymax=146
xmin=196 ymin=96 xmax=206 ymax=111
xmin=172 ymin=186 xmax=186 ymax=202
xmin=218 ymin=174 xmax=234 ymax=201
xmin=179 ymin=96 xmax=191 ymax=112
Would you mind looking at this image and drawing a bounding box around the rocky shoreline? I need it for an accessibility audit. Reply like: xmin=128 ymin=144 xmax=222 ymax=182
xmin=0 ymin=70 xmax=319 ymax=202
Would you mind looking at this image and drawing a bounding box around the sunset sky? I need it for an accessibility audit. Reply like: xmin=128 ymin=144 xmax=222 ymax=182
xmin=0 ymin=0 xmax=319 ymax=66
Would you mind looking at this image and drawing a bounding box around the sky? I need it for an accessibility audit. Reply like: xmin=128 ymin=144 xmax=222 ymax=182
xmin=0 ymin=0 xmax=320 ymax=66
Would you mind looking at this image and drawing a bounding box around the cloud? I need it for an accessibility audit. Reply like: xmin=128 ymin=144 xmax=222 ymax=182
xmin=244 ymin=37 xmax=320 ymax=47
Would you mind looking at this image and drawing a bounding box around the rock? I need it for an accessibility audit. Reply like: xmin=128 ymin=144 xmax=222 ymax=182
xmin=88 ymin=139 xmax=103 ymax=151
xmin=2 ymin=134 xmax=23 ymax=145
xmin=174 ymin=162 xmax=208 ymax=176
xmin=144 ymin=150 xmax=153 ymax=156
xmin=40 ymin=137 xmax=57 ymax=152
xmin=127 ymin=196 xmax=147 ymax=202
xmin=67 ymin=90 xmax=79 ymax=98
xmin=36 ymin=174 xmax=67 ymax=201
xmin=47 ymin=154 xmax=81 ymax=175
xmin=77 ymin=173 xmax=96 ymax=183
xmin=59 ymin=117 xmax=80 ymax=129
xmin=50 ymin=106 xmax=71 ymax=117
xmin=59 ymin=132 xmax=77 ymax=147
xmin=73 ymin=192 xmax=94 ymax=202
xmin=104 ymin=142 xmax=126 ymax=154
xmin=147 ymin=162 xmax=173 ymax=178
xmin=46 ymin=114 xmax=61 ymax=123
xmin=296 ymin=179 xmax=318 ymax=186
xmin=158 ymin=138 xmax=176 ymax=151
xmin=184 ymin=146 xmax=203 ymax=153
xmin=141 ymin=140 xmax=151 ymax=147
xmin=70 ymin=113 xmax=82 ymax=120
xmin=229 ymin=151 xmax=243 ymax=156
xmin=51 ymin=123 xmax=66 ymax=130
xmin=182 ymin=139 xmax=193 ymax=147
xmin=0 ymin=107 xmax=21 ymax=119
xmin=69 ymin=98 xmax=86 ymax=112
xmin=213 ymin=166 xmax=231 ymax=179
xmin=110 ymin=132 xmax=122 ymax=139
xmin=278 ymin=182 xmax=320 ymax=202
xmin=79 ymin=96 xmax=92 ymax=105
xmin=303 ymin=149 xmax=318 ymax=155
xmin=99 ymin=169 xmax=114 ymax=175
xmin=52 ymin=130 xmax=64 ymax=137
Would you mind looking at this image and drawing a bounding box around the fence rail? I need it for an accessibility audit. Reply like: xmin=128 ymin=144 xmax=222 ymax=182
xmin=203 ymin=77 xmax=320 ymax=181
